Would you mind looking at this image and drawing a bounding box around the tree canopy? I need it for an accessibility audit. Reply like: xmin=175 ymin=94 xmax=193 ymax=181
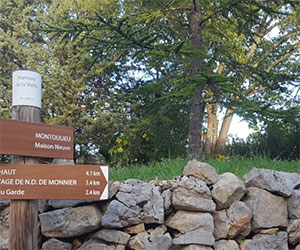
xmin=1 ymin=0 xmax=299 ymax=164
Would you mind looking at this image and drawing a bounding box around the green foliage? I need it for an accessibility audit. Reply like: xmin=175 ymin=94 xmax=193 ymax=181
xmin=109 ymin=156 xmax=300 ymax=181
xmin=1 ymin=0 xmax=299 ymax=164
xmin=227 ymin=119 xmax=300 ymax=160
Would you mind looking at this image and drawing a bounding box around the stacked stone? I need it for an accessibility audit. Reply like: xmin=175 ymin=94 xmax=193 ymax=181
xmin=0 ymin=160 xmax=299 ymax=250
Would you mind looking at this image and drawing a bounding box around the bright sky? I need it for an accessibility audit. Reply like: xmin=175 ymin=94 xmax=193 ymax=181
xmin=228 ymin=115 xmax=253 ymax=141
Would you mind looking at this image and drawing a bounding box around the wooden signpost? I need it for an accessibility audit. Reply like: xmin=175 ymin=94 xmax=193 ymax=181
xmin=0 ymin=118 xmax=74 ymax=159
xmin=1 ymin=69 xmax=109 ymax=250
xmin=0 ymin=164 xmax=108 ymax=200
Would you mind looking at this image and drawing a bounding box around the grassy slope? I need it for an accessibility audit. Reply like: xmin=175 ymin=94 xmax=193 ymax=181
xmin=109 ymin=156 xmax=300 ymax=182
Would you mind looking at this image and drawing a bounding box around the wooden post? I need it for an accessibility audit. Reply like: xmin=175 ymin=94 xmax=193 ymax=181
xmin=9 ymin=69 xmax=41 ymax=250
xmin=9 ymin=106 xmax=40 ymax=250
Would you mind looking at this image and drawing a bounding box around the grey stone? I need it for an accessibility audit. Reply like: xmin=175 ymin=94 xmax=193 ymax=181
xmin=162 ymin=189 xmax=172 ymax=214
xmin=240 ymin=231 xmax=288 ymax=250
xmin=166 ymin=210 xmax=214 ymax=246
xmin=172 ymin=177 xmax=216 ymax=212
xmin=173 ymin=228 xmax=215 ymax=246
xmin=78 ymin=239 xmax=125 ymax=250
xmin=144 ymin=233 xmax=173 ymax=250
xmin=91 ymin=229 xmax=130 ymax=245
xmin=102 ymin=200 xmax=142 ymax=228
xmin=115 ymin=179 xmax=164 ymax=224
xmin=212 ymin=173 xmax=246 ymax=209
xmin=288 ymin=190 xmax=300 ymax=219
xmin=183 ymin=160 xmax=218 ymax=185
xmin=166 ymin=210 xmax=214 ymax=234
xmin=38 ymin=200 xmax=48 ymax=213
xmin=0 ymin=200 xmax=9 ymax=209
xmin=245 ymin=187 xmax=288 ymax=230
xmin=40 ymin=238 xmax=72 ymax=250
xmin=244 ymin=167 xmax=300 ymax=197
xmin=78 ymin=239 xmax=115 ymax=250
xmin=109 ymin=181 xmax=120 ymax=199
xmin=0 ymin=225 xmax=9 ymax=250
xmin=39 ymin=205 xmax=102 ymax=238
xmin=214 ymin=240 xmax=239 ymax=250
xmin=288 ymin=219 xmax=300 ymax=245
xmin=0 ymin=207 xmax=9 ymax=227
xmin=128 ymin=225 xmax=172 ymax=250
xmin=181 ymin=246 xmax=213 ymax=250
xmin=227 ymin=201 xmax=252 ymax=238
xmin=213 ymin=210 xmax=228 ymax=240
xmin=47 ymin=199 xmax=92 ymax=209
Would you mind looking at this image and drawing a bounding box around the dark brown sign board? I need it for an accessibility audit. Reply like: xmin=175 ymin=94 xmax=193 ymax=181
xmin=0 ymin=164 xmax=108 ymax=200
xmin=0 ymin=118 xmax=73 ymax=159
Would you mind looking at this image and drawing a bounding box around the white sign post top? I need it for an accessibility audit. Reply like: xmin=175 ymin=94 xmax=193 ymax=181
xmin=12 ymin=69 xmax=42 ymax=108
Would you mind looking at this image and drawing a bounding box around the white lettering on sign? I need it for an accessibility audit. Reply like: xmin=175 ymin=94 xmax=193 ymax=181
xmin=3 ymin=189 xmax=25 ymax=196
xmin=48 ymin=179 xmax=77 ymax=185
xmin=35 ymin=142 xmax=54 ymax=149
xmin=35 ymin=133 xmax=71 ymax=142
xmin=0 ymin=179 xmax=14 ymax=185
xmin=0 ymin=169 xmax=16 ymax=175
xmin=54 ymin=144 xmax=71 ymax=151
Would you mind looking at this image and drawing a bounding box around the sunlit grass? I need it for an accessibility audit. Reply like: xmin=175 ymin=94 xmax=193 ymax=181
xmin=109 ymin=156 xmax=300 ymax=182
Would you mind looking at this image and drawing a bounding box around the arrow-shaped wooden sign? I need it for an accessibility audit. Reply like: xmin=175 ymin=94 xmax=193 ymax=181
xmin=0 ymin=118 xmax=74 ymax=159
xmin=0 ymin=164 xmax=108 ymax=200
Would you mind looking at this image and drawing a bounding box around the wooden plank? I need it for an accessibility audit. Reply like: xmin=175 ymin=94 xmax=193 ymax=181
xmin=10 ymin=105 xmax=40 ymax=250
xmin=0 ymin=164 xmax=109 ymax=200
xmin=0 ymin=118 xmax=74 ymax=159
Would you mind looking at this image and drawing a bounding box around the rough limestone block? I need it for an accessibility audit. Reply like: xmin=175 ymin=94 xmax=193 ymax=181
xmin=77 ymin=239 xmax=125 ymax=250
xmin=40 ymin=238 xmax=72 ymax=250
xmin=214 ymin=240 xmax=239 ymax=250
xmin=91 ymin=229 xmax=130 ymax=245
xmin=213 ymin=210 xmax=228 ymax=240
xmin=245 ymin=187 xmax=288 ymax=230
xmin=166 ymin=210 xmax=214 ymax=246
xmin=183 ymin=160 xmax=218 ymax=185
xmin=102 ymin=180 xmax=164 ymax=229
xmin=172 ymin=176 xmax=216 ymax=212
xmin=128 ymin=225 xmax=172 ymax=250
xmin=124 ymin=223 xmax=145 ymax=235
xmin=287 ymin=219 xmax=300 ymax=246
xmin=0 ymin=225 xmax=9 ymax=250
xmin=47 ymin=200 xmax=93 ymax=209
xmin=288 ymin=190 xmax=300 ymax=219
xmin=227 ymin=201 xmax=252 ymax=238
xmin=240 ymin=231 xmax=288 ymax=250
xmin=39 ymin=205 xmax=102 ymax=238
xmin=212 ymin=173 xmax=246 ymax=209
xmin=102 ymin=200 xmax=141 ymax=228
xmin=244 ymin=167 xmax=300 ymax=197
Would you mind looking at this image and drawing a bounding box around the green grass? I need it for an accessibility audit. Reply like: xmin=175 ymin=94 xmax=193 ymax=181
xmin=109 ymin=156 xmax=300 ymax=182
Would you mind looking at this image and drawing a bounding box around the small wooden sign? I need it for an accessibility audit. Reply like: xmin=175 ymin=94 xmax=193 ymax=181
xmin=0 ymin=164 xmax=108 ymax=200
xmin=0 ymin=118 xmax=74 ymax=159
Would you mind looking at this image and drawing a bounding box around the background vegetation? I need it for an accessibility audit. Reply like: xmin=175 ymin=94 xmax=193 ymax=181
xmin=0 ymin=0 xmax=299 ymax=167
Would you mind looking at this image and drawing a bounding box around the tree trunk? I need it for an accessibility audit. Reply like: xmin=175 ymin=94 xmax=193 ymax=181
xmin=205 ymin=103 xmax=219 ymax=155
xmin=188 ymin=0 xmax=205 ymax=159
xmin=10 ymin=105 xmax=40 ymax=250
xmin=215 ymin=108 xmax=234 ymax=153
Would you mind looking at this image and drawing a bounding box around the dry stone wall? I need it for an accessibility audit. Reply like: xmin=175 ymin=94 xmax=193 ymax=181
xmin=0 ymin=160 xmax=300 ymax=250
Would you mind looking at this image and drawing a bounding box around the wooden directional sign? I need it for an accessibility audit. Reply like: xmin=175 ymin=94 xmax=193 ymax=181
xmin=0 ymin=118 xmax=73 ymax=159
xmin=0 ymin=164 xmax=108 ymax=200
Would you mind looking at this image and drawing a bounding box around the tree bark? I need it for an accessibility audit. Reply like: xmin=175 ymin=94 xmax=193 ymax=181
xmin=10 ymin=105 xmax=40 ymax=250
xmin=205 ymin=103 xmax=219 ymax=155
xmin=188 ymin=0 xmax=205 ymax=159
xmin=215 ymin=108 xmax=234 ymax=153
